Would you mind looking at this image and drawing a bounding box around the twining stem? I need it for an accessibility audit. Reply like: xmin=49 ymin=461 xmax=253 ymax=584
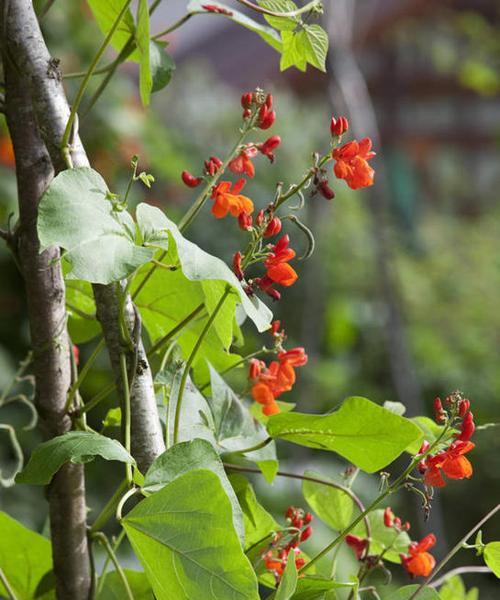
xmin=0 ymin=351 xmax=32 ymax=405
xmin=152 ymin=12 xmax=201 ymax=40
xmin=65 ymin=338 xmax=105 ymax=412
xmin=95 ymin=530 xmax=126 ymax=597
xmin=233 ymin=437 xmax=273 ymax=455
xmin=429 ymin=566 xmax=492 ymax=588
xmin=408 ymin=503 xmax=500 ymax=599
xmin=80 ymin=382 xmax=115 ymax=414
xmin=172 ymin=289 xmax=231 ymax=444
xmin=119 ymin=352 xmax=132 ymax=486
xmin=0 ymin=569 xmax=18 ymax=600
xmin=148 ymin=303 xmax=205 ymax=355
xmin=92 ymin=532 xmax=134 ymax=600
xmin=224 ymin=463 xmax=371 ymax=541
xmin=90 ymin=478 xmax=128 ymax=533
xmin=274 ymin=153 xmax=331 ymax=209
xmin=61 ymin=0 xmax=134 ymax=166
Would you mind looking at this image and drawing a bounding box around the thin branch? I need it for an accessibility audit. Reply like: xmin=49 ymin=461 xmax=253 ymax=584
xmin=429 ymin=566 xmax=493 ymax=589
xmin=92 ymin=532 xmax=134 ymax=600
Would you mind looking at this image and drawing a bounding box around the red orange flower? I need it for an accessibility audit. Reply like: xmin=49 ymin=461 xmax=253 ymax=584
xmin=264 ymin=235 xmax=298 ymax=287
xmin=423 ymin=440 xmax=474 ymax=488
xmin=400 ymin=534 xmax=436 ymax=577
xmin=345 ymin=534 xmax=368 ymax=560
xmin=229 ymin=147 xmax=258 ymax=178
xmin=332 ymin=138 xmax=375 ymax=190
xmin=211 ymin=179 xmax=254 ymax=219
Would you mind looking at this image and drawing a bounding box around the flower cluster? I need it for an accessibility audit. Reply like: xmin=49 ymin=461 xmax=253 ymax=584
xmin=332 ymin=138 xmax=376 ymax=190
xmin=418 ymin=392 xmax=475 ymax=488
xmin=249 ymin=321 xmax=307 ymax=415
xmin=262 ymin=506 xmax=313 ymax=583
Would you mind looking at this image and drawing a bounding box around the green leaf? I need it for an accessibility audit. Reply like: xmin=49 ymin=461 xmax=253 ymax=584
xmin=96 ymin=570 xmax=152 ymax=600
xmin=38 ymin=168 xmax=153 ymax=284
xmin=230 ymin=474 xmax=279 ymax=550
xmin=301 ymin=24 xmax=328 ymax=71
xmin=384 ymin=401 xmax=407 ymax=416
xmin=208 ymin=366 xmax=278 ymax=480
xmin=276 ymin=556 xmax=298 ymax=600
xmin=352 ymin=509 xmax=410 ymax=563
xmin=136 ymin=0 xmax=152 ymax=106
xmin=123 ymin=469 xmax=259 ymax=599
xmin=484 ymin=541 xmax=500 ymax=577
xmin=142 ymin=438 xmax=245 ymax=544
xmin=102 ymin=407 xmax=122 ymax=428
xmin=302 ymin=470 xmax=354 ymax=530
xmin=387 ymin=585 xmax=440 ymax=600
xmin=267 ymin=396 xmax=422 ymax=473
xmin=188 ymin=0 xmax=282 ymax=51
xmin=280 ymin=30 xmax=307 ymax=72
xmin=16 ymin=431 xmax=134 ymax=485
xmin=0 ymin=512 xmax=53 ymax=600
xmin=258 ymin=0 xmax=299 ymax=31
xmin=150 ymin=41 xmax=175 ymax=93
xmin=136 ymin=203 xmax=272 ymax=332
xmin=87 ymin=0 xmax=137 ymax=57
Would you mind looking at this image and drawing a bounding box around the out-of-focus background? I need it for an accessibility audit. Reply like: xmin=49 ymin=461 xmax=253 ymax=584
xmin=1 ymin=1 xmax=499 ymax=597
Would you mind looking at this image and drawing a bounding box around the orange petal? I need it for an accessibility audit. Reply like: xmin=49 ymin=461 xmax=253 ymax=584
xmin=406 ymin=552 xmax=435 ymax=577
xmin=424 ymin=466 xmax=446 ymax=488
xmin=267 ymin=263 xmax=298 ymax=287
xmin=251 ymin=383 xmax=275 ymax=405
xmin=442 ymin=455 xmax=473 ymax=480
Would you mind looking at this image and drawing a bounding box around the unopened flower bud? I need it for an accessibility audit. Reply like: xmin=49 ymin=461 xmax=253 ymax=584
xmin=248 ymin=358 xmax=262 ymax=380
xmin=433 ymin=397 xmax=446 ymax=424
xmin=264 ymin=216 xmax=282 ymax=238
xmin=304 ymin=512 xmax=313 ymax=524
xmin=456 ymin=411 xmax=475 ymax=442
xmin=256 ymin=209 xmax=265 ymax=226
xmin=458 ymin=399 xmax=470 ymax=417
xmin=265 ymin=93 xmax=273 ymax=109
xmin=318 ymin=180 xmax=335 ymax=200
xmin=72 ymin=345 xmax=80 ymax=366
xmin=258 ymin=105 xmax=276 ymax=130
xmin=232 ymin=251 xmax=244 ymax=280
xmin=181 ymin=170 xmax=202 ymax=188
xmin=300 ymin=526 xmax=312 ymax=542
xmin=238 ymin=212 xmax=253 ymax=231
xmin=330 ymin=115 xmax=349 ymax=137
xmin=270 ymin=320 xmax=281 ymax=335
xmin=383 ymin=507 xmax=394 ymax=528
xmin=241 ymin=92 xmax=254 ymax=109
xmin=418 ymin=440 xmax=430 ymax=455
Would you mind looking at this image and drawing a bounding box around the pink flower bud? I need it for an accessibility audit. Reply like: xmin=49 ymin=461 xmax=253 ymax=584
xmin=181 ymin=170 xmax=202 ymax=188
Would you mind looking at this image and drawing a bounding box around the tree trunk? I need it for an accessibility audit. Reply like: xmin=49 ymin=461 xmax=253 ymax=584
xmin=1 ymin=0 xmax=165 ymax=474
xmin=1 ymin=36 xmax=92 ymax=600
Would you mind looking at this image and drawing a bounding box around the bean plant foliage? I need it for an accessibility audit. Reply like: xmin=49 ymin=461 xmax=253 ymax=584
xmin=0 ymin=1 xmax=498 ymax=600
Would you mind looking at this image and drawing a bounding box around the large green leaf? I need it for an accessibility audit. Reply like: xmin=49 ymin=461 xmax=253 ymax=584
xmin=280 ymin=25 xmax=328 ymax=72
xmin=484 ymin=541 xmax=500 ymax=577
xmin=142 ymin=439 xmax=245 ymax=544
xmin=276 ymin=556 xmax=298 ymax=600
xmin=280 ymin=29 xmax=307 ymax=72
xmin=136 ymin=0 xmax=151 ymax=106
xmin=407 ymin=416 xmax=445 ymax=454
xmin=352 ymin=509 xmax=410 ymax=563
xmin=123 ymin=469 xmax=259 ymax=599
xmin=87 ymin=0 xmax=137 ymax=57
xmin=136 ymin=203 xmax=272 ymax=332
xmin=208 ymin=366 xmax=278 ymax=481
xmin=38 ymin=168 xmax=153 ymax=284
xmin=302 ymin=470 xmax=355 ymax=531
xmin=292 ymin=576 xmax=356 ymax=599
xmin=96 ymin=570 xmax=152 ymax=600
xmin=230 ymin=474 xmax=279 ymax=550
xmin=16 ymin=431 xmax=134 ymax=485
xmin=267 ymin=396 xmax=422 ymax=473
xmin=188 ymin=0 xmax=282 ymax=51
xmin=259 ymin=0 xmax=299 ymax=31
xmin=387 ymin=585 xmax=440 ymax=600
xmin=0 ymin=512 xmax=53 ymax=600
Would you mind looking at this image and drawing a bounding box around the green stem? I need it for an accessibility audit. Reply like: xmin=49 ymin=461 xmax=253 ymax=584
xmin=0 ymin=569 xmax=18 ymax=600
xmin=152 ymin=12 xmax=200 ymax=39
xmin=61 ymin=0 xmax=134 ymax=166
xmin=274 ymin=153 xmax=331 ymax=209
xmin=116 ymin=487 xmax=140 ymax=521
xmin=92 ymin=532 xmax=134 ymax=600
xmin=235 ymin=437 xmax=272 ymax=454
xmin=65 ymin=338 xmax=105 ymax=412
xmin=172 ymin=289 xmax=230 ymax=444
xmin=408 ymin=503 xmax=500 ymax=599
xmin=63 ymin=61 xmax=118 ymax=80
xmin=119 ymin=352 xmax=132 ymax=486
xmin=0 ymin=351 xmax=32 ymax=405
xmin=148 ymin=303 xmax=205 ymax=356
xmin=90 ymin=478 xmax=128 ymax=533
xmin=235 ymin=0 xmax=321 ymax=18
xmin=95 ymin=530 xmax=126 ymax=597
